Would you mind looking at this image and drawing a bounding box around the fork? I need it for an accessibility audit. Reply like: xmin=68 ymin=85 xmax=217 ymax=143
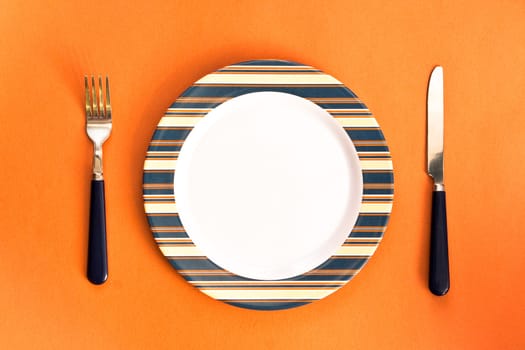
xmin=85 ymin=76 xmax=112 ymax=285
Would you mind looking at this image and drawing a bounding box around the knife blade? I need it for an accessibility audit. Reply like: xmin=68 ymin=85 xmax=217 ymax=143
xmin=427 ymin=66 xmax=450 ymax=296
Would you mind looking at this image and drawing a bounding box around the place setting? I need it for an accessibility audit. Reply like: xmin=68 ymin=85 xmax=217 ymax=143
xmin=84 ymin=59 xmax=448 ymax=310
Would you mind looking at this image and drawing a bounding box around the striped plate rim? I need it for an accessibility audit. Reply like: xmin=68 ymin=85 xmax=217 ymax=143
xmin=143 ymin=59 xmax=394 ymax=311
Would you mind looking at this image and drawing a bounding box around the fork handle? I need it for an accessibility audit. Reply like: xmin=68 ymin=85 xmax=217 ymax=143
xmin=87 ymin=179 xmax=108 ymax=285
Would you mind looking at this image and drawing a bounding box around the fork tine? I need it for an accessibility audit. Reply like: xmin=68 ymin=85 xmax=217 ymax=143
xmin=85 ymin=76 xmax=92 ymax=117
xmin=91 ymin=76 xmax=97 ymax=117
xmin=98 ymin=76 xmax=103 ymax=117
xmin=105 ymin=76 xmax=111 ymax=118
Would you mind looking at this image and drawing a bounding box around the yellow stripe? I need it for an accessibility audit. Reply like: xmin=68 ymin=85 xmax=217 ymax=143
xmin=165 ymin=108 xmax=212 ymax=113
xmin=334 ymin=245 xmax=377 ymax=256
xmin=309 ymin=98 xmax=362 ymax=103
xmin=360 ymin=202 xmax=393 ymax=213
xmin=159 ymin=246 xmax=203 ymax=256
xmin=159 ymin=116 xmax=204 ymax=127
xmin=143 ymin=195 xmax=175 ymax=200
xmin=195 ymin=73 xmax=342 ymax=85
xmin=155 ymin=238 xmax=191 ymax=242
xmin=357 ymin=152 xmax=390 ymax=156
xmin=346 ymin=236 xmax=381 ymax=241
xmin=144 ymin=159 xmax=177 ymax=170
xmin=192 ymin=280 xmax=345 ymax=285
xmin=146 ymin=151 xmax=180 ymax=156
xmin=362 ymin=194 xmax=394 ymax=198
xmin=202 ymin=288 xmax=335 ymax=300
xmin=144 ymin=202 xmax=178 ymax=214
xmin=159 ymin=245 xmax=377 ymax=258
xmin=335 ymin=118 xmax=379 ymax=127
xmin=326 ymin=109 xmax=370 ymax=113
xmin=159 ymin=116 xmax=378 ymax=128
xmin=359 ymin=160 xmax=393 ymax=170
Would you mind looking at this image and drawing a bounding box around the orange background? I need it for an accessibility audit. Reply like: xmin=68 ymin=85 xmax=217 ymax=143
xmin=1 ymin=0 xmax=524 ymax=349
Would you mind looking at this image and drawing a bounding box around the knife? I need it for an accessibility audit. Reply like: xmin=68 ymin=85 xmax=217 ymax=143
xmin=427 ymin=66 xmax=450 ymax=296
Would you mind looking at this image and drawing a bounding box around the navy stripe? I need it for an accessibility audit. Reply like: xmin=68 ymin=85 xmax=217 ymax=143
xmin=183 ymin=275 xmax=253 ymax=282
xmin=348 ymin=230 xmax=384 ymax=237
xmin=143 ymin=188 xmax=173 ymax=195
xmin=315 ymin=102 xmax=368 ymax=109
xmin=350 ymin=231 xmax=384 ymax=238
xmin=346 ymin=129 xmax=385 ymax=141
xmin=153 ymin=232 xmax=189 ymax=239
xmin=362 ymin=172 xmax=394 ymax=184
xmin=315 ymin=258 xmax=368 ymax=270
xmin=152 ymin=128 xmax=389 ymax=144
xmin=147 ymin=144 xmax=389 ymax=154
xmin=356 ymin=146 xmax=390 ymax=152
xmin=235 ymin=60 xmax=303 ymax=66
xmin=294 ymin=273 xmax=353 ymax=281
xmin=143 ymin=172 xmax=174 ymax=184
xmin=226 ymin=301 xmax=311 ymax=311
xmin=152 ymin=129 xmax=191 ymax=140
xmin=169 ymin=102 xmax=219 ymax=109
xmin=355 ymin=215 xmax=389 ymax=227
xmin=170 ymin=258 xmax=223 ymax=271
xmin=363 ymin=188 xmax=394 ymax=195
xmin=184 ymin=274 xmax=352 ymax=282
xmin=168 ymin=101 xmax=368 ymax=110
xmin=147 ymin=215 xmax=182 ymax=227
xmin=147 ymin=145 xmax=182 ymax=152
xmin=172 ymin=257 xmax=367 ymax=274
xmin=219 ymin=69 xmax=321 ymax=73
xmin=180 ymin=86 xmax=356 ymax=99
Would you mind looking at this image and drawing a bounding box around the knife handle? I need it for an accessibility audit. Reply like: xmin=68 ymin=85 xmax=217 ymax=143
xmin=429 ymin=190 xmax=449 ymax=296
xmin=87 ymin=179 xmax=108 ymax=285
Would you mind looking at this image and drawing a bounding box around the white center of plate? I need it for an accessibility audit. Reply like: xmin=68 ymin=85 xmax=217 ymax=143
xmin=174 ymin=91 xmax=363 ymax=280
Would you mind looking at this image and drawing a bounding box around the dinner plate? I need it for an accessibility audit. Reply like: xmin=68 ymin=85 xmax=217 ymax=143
xmin=143 ymin=59 xmax=393 ymax=310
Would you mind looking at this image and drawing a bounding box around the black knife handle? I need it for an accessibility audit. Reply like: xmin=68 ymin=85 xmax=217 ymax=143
xmin=429 ymin=190 xmax=449 ymax=296
xmin=87 ymin=179 xmax=108 ymax=285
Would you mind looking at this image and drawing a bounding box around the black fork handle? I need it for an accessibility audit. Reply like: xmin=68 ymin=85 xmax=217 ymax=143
xmin=87 ymin=179 xmax=108 ymax=285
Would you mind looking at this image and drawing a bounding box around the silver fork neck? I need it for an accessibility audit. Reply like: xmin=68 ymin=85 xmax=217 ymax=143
xmin=93 ymin=143 xmax=104 ymax=180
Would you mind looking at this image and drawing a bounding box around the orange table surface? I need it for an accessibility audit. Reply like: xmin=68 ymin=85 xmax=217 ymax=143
xmin=1 ymin=1 xmax=524 ymax=349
